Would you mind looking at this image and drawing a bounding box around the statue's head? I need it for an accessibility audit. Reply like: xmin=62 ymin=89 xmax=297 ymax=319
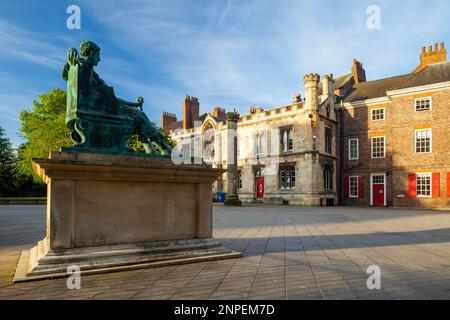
xmin=79 ymin=40 xmax=101 ymax=66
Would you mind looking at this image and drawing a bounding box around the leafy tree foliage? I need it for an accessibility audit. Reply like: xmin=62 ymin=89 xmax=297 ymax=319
xmin=127 ymin=126 xmax=175 ymax=153
xmin=16 ymin=88 xmax=71 ymax=178
xmin=0 ymin=127 xmax=16 ymax=196
xmin=0 ymin=128 xmax=45 ymax=197
xmin=0 ymin=126 xmax=15 ymax=165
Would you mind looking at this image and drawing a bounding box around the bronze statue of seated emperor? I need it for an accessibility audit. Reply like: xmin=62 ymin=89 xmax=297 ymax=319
xmin=61 ymin=40 xmax=172 ymax=155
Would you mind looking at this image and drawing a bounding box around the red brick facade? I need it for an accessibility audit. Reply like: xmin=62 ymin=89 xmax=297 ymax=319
xmin=341 ymin=47 xmax=450 ymax=208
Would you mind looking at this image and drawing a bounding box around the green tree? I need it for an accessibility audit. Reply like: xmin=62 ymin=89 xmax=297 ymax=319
xmin=127 ymin=125 xmax=175 ymax=153
xmin=0 ymin=127 xmax=17 ymax=196
xmin=0 ymin=126 xmax=15 ymax=165
xmin=16 ymin=88 xmax=71 ymax=178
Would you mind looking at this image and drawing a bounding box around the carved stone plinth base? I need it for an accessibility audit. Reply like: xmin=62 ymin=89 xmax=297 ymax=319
xmin=13 ymin=238 xmax=240 ymax=283
xmin=13 ymin=151 xmax=241 ymax=283
xmin=224 ymin=194 xmax=242 ymax=206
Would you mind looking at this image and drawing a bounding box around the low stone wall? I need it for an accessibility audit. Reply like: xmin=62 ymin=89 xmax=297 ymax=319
xmin=0 ymin=200 xmax=46 ymax=205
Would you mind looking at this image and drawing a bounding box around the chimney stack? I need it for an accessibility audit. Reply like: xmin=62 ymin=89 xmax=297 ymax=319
xmin=322 ymin=75 xmax=330 ymax=98
xmin=413 ymin=42 xmax=447 ymax=73
xmin=182 ymin=95 xmax=200 ymax=129
xmin=351 ymin=59 xmax=366 ymax=84
xmin=161 ymin=112 xmax=177 ymax=128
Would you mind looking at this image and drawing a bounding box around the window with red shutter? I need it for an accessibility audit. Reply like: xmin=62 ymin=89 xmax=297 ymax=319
xmin=344 ymin=176 xmax=350 ymax=198
xmin=408 ymin=174 xmax=416 ymax=198
xmin=447 ymin=173 xmax=450 ymax=198
xmin=432 ymin=173 xmax=440 ymax=198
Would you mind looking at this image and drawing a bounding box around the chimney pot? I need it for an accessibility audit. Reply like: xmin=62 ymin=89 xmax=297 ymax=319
xmin=414 ymin=42 xmax=447 ymax=73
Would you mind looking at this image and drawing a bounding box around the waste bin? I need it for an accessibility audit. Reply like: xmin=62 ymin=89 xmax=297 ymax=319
xmin=217 ymin=192 xmax=225 ymax=203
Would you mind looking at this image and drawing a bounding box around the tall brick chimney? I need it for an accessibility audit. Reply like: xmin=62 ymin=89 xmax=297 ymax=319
xmin=161 ymin=112 xmax=177 ymax=128
xmin=413 ymin=42 xmax=447 ymax=73
xmin=182 ymin=95 xmax=200 ymax=129
xmin=351 ymin=59 xmax=366 ymax=84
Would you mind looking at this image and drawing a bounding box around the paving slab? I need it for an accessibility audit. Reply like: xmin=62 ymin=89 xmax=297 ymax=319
xmin=1 ymin=204 xmax=450 ymax=299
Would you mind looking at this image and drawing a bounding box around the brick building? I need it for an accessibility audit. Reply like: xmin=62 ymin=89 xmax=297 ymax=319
xmin=341 ymin=43 xmax=450 ymax=208
xmin=162 ymin=43 xmax=450 ymax=209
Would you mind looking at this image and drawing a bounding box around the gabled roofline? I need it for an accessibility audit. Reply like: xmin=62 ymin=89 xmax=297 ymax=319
xmin=386 ymin=81 xmax=450 ymax=97
xmin=342 ymin=96 xmax=390 ymax=108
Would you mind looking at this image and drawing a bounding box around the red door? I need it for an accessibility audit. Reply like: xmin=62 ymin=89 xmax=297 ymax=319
xmin=373 ymin=184 xmax=385 ymax=206
xmin=256 ymin=177 xmax=264 ymax=199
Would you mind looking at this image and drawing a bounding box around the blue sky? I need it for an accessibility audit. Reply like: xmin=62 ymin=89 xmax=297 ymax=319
xmin=0 ymin=0 xmax=449 ymax=147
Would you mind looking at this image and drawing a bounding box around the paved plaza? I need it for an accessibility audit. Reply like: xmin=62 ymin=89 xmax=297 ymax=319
xmin=1 ymin=204 xmax=450 ymax=300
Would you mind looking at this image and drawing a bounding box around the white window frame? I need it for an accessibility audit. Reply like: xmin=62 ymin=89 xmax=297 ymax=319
xmin=371 ymin=136 xmax=386 ymax=159
xmin=348 ymin=138 xmax=359 ymax=160
xmin=280 ymin=127 xmax=293 ymax=153
xmin=414 ymin=128 xmax=432 ymax=153
xmin=371 ymin=108 xmax=385 ymax=121
xmin=416 ymin=172 xmax=432 ymax=198
xmin=415 ymin=97 xmax=432 ymax=112
xmin=349 ymin=176 xmax=359 ymax=198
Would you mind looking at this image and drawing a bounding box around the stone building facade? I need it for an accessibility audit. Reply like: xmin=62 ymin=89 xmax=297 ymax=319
xmin=162 ymin=43 xmax=450 ymax=208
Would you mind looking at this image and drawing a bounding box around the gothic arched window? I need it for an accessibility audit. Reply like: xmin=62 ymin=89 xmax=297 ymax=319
xmin=202 ymin=122 xmax=215 ymax=163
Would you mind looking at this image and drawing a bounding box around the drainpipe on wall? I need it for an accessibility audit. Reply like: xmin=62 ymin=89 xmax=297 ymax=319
xmin=339 ymin=101 xmax=345 ymax=206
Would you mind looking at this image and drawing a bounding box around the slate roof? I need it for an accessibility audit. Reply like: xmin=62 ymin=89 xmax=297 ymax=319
xmin=343 ymin=61 xmax=450 ymax=103
xmin=390 ymin=61 xmax=450 ymax=90
xmin=343 ymin=74 xmax=412 ymax=102
xmin=334 ymin=73 xmax=353 ymax=89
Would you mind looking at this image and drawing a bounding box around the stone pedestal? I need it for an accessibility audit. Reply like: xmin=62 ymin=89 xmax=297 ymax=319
xmin=13 ymin=151 xmax=241 ymax=283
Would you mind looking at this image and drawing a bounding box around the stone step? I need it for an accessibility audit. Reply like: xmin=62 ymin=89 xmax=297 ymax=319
xmin=13 ymin=238 xmax=242 ymax=283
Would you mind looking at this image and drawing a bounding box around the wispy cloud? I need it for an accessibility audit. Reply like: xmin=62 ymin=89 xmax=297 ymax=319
xmin=0 ymin=20 xmax=66 ymax=69
xmin=79 ymin=0 xmax=450 ymax=116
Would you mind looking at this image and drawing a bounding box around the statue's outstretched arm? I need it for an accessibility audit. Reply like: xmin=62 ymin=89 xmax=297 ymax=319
xmin=118 ymin=96 xmax=144 ymax=108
